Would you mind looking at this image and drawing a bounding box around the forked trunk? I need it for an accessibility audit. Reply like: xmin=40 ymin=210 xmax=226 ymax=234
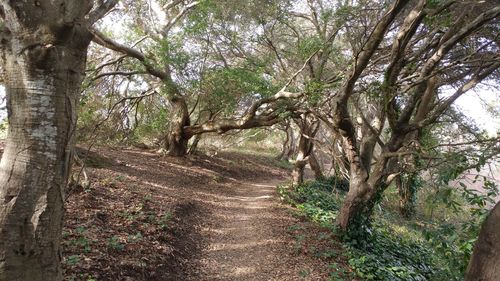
xmin=336 ymin=154 xmax=394 ymax=233
xmin=465 ymin=201 xmax=500 ymax=281
xmin=166 ymin=96 xmax=191 ymax=156
xmin=0 ymin=29 xmax=90 ymax=280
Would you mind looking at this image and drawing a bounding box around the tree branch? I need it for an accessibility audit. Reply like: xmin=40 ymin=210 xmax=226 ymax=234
xmin=88 ymin=0 xmax=119 ymax=24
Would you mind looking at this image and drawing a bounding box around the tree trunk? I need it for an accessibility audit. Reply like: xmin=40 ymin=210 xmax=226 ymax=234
xmin=0 ymin=18 xmax=91 ymax=281
xmin=336 ymin=154 xmax=395 ymax=233
xmin=278 ymin=124 xmax=296 ymax=161
xmin=291 ymin=117 xmax=318 ymax=186
xmin=292 ymin=157 xmax=307 ymax=186
xmin=465 ymin=201 xmax=500 ymax=281
xmin=396 ymin=174 xmax=416 ymax=218
xmin=292 ymin=131 xmax=309 ymax=186
xmin=287 ymin=126 xmax=297 ymax=160
xmin=277 ymin=125 xmax=291 ymax=160
xmin=188 ymin=133 xmax=202 ymax=155
xmin=309 ymin=152 xmax=324 ymax=180
xmin=337 ymin=173 xmax=374 ymax=231
xmin=166 ymin=96 xmax=191 ymax=156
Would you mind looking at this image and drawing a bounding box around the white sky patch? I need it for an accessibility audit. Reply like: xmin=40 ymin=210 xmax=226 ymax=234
xmin=150 ymin=0 xmax=167 ymax=25
xmin=454 ymin=88 xmax=499 ymax=136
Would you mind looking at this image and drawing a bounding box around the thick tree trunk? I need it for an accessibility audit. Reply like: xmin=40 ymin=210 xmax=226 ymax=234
xmin=166 ymin=96 xmax=191 ymax=156
xmin=337 ymin=174 xmax=373 ymax=231
xmin=291 ymin=117 xmax=318 ymax=186
xmin=336 ymin=154 xmax=395 ymax=232
xmin=0 ymin=23 xmax=90 ymax=281
xmin=465 ymin=202 xmax=500 ymax=281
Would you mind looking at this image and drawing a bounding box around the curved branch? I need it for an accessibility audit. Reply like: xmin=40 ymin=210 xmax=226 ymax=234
xmin=88 ymin=0 xmax=119 ymax=24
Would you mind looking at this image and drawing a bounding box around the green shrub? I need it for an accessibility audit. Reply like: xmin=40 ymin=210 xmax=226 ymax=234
xmin=279 ymin=177 xmax=466 ymax=281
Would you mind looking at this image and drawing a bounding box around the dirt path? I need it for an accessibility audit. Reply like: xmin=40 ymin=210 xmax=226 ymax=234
xmin=59 ymin=148 xmax=341 ymax=280
xmin=195 ymin=178 xmax=333 ymax=281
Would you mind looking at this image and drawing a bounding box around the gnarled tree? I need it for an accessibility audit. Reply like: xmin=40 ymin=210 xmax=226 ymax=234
xmin=0 ymin=1 xmax=117 ymax=280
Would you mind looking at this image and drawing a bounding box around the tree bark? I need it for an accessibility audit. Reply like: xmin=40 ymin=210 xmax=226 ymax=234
xmin=188 ymin=133 xmax=202 ymax=155
xmin=395 ymin=174 xmax=417 ymax=218
xmin=166 ymin=96 xmax=191 ymax=156
xmin=277 ymin=124 xmax=292 ymax=160
xmin=292 ymin=132 xmax=309 ymax=186
xmin=336 ymin=146 xmax=397 ymax=232
xmin=465 ymin=201 xmax=500 ymax=281
xmin=0 ymin=7 xmax=92 ymax=280
xmin=292 ymin=116 xmax=318 ymax=186
xmin=292 ymin=158 xmax=307 ymax=186
xmin=309 ymin=152 xmax=324 ymax=180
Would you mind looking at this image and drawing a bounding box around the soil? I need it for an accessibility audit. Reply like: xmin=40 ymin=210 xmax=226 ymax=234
xmin=2 ymin=143 xmax=351 ymax=280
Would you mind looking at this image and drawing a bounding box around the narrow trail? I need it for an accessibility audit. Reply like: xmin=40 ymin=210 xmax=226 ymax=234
xmin=194 ymin=178 xmax=330 ymax=281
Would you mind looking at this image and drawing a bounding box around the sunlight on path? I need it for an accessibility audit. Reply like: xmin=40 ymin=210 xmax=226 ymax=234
xmin=198 ymin=178 xmax=298 ymax=280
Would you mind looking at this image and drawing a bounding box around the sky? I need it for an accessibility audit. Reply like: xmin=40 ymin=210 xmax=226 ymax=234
xmin=454 ymin=88 xmax=499 ymax=136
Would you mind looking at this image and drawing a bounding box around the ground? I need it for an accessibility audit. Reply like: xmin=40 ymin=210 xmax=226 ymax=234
xmin=61 ymin=147 xmax=350 ymax=281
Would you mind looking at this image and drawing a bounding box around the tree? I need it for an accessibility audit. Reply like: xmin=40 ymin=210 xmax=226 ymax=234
xmin=272 ymin=0 xmax=500 ymax=233
xmin=465 ymin=201 xmax=500 ymax=280
xmin=0 ymin=1 xmax=117 ymax=280
xmin=291 ymin=113 xmax=320 ymax=185
xmin=333 ymin=0 xmax=499 ymax=233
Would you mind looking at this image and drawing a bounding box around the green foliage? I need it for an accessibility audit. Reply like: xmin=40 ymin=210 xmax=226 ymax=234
xmin=305 ymin=80 xmax=326 ymax=105
xmin=184 ymin=0 xmax=217 ymax=35
xmin=345 ymin=225 xmax=437 ymax=281
xmin=107 ymin=236 xmax=124 ymax=251
xmin=422 ymin=178 xmax=498 ymax=278
xmin=132 ymin=106 xmax=169 ymax=142
xmin=158 ymin=211 xmax=172 ymax=230
xmin=298 ymin=36 xmax=323 ymax=59
xmin=66 ymin=255 xmax=80 ymax=266
xmin=155 ymin=37 xmax=191 ymax=73
xmin=70 ymin=227 xmax=92 ymax=253
xmin=279 ymin=176 xmax=497 ymax=281
xmin=201 ymin=67 xmax=274 ymax=114
xmin=366 ymin=81 xmax=382 ymax=99
xmin=127 ymin=232 xmax=143 ymax=243
xmin=399 ymin=172 xmax=424 ymax=218
xmin=275 ymin=159 xmax=293 ymax=170
xmin=436 ymin=152 xmax=470 ymax=184
xmin=423 ymin=1 xmax=453 ymax=28
xmin=279 ymin=177 xmax=348 ymax=217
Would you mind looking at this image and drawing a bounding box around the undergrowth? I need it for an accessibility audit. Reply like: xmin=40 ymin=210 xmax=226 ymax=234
xmin=278 ymin=177 xmax=479 ymax=281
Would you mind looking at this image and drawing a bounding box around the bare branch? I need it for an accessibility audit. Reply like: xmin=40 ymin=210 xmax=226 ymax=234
xmin=88 ymin=0 xmax=119 ymax=24
xmin=91 ymin=28 xmax=170 ymax=80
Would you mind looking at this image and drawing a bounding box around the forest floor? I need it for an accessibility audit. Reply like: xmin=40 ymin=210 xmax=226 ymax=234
xmin=61 ymin=146 xmax=350 ymax=281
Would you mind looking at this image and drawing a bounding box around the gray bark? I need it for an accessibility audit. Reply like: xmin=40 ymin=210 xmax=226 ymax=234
xmin=465 ymin=202 xmax=500 ymax=281
xmin=0 ymin=1 xmax=103 ymax=279
xmin=308 ymin=152 xmax=324 ymax=180
xmin=166 ymin=96 xmax=191 ymax=156
xmin=292 ymin=117 xmax=318 ymax=186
